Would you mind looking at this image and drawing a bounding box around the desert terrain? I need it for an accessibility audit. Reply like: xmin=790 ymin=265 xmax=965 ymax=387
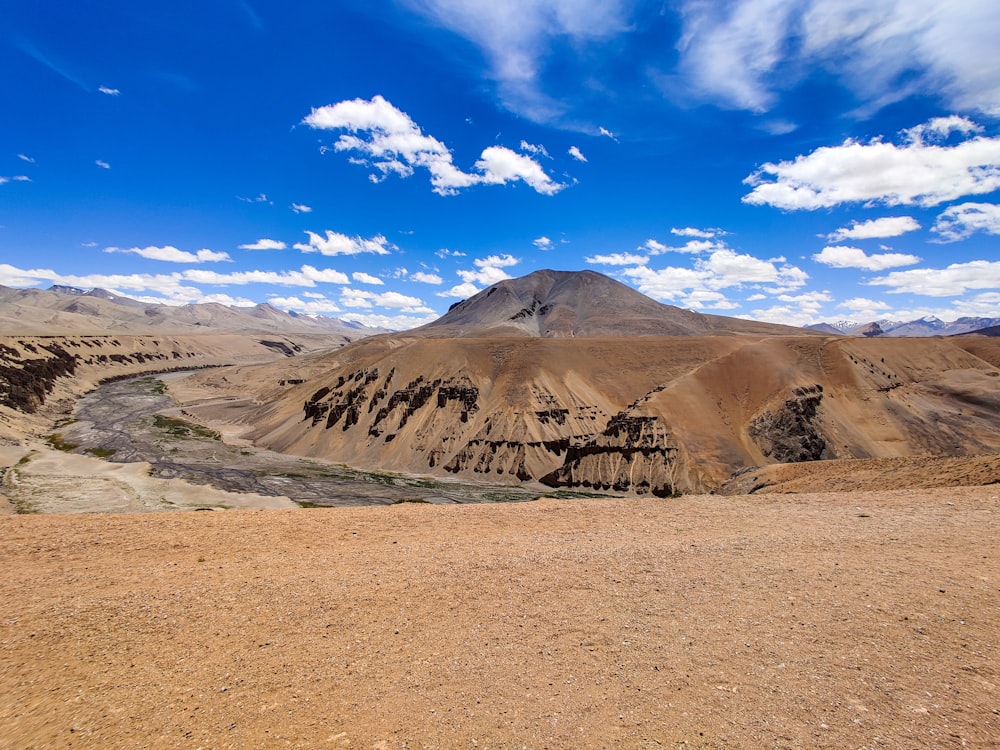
xmin=2 ymin=273 xmax=999 ymax=748
xmin=2 ymin=488 xmax=998 ymax=749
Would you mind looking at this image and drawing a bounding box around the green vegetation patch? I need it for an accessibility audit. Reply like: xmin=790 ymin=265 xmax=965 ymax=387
xmin=83 ymin=447 xmax=117 ymax=458
xmin=152 ymin=414 xmax=221 ymax=441
xmin=44 ymin=433 xmax=78 ymax=452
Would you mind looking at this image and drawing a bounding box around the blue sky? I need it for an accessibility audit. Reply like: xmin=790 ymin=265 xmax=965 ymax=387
xmin=2 ymin=0 xmax=999 ymax=329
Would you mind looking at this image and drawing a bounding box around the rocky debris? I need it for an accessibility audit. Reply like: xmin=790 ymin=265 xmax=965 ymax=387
xmin=748 ymin=385 xmax=827 ymax=463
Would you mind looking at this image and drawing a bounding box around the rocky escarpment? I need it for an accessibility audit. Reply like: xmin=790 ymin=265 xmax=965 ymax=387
xmin=540 ymin=413 xmax=687 ymax=497
xmin=748 ymin=385 xmax=828 ymax=463
xmin=0 ymin=334 xmax=339 ymax=444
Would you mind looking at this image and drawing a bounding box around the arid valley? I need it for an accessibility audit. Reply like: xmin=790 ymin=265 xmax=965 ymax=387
xmin=2 ymin=274 xmax=999 ymax=749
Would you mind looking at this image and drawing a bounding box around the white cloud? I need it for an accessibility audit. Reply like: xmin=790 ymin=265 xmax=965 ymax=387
xmin=642 ymin=237 xmax=719 ymax=255
xmin=533 ymin=236 xmax=552 ymax=250
xmin=303 ymin=95 xmax=563 ymax=195
xmin=599 ymin=126 xmax=618 ymax=141
xmin=340 ymin=311 xmax=438 ymax=330
xmin=239 ymin=238 xmax=287 ymax=251
xmin=182 ymin=265 xmax=351 ymax=287
xmin=568 ymin=145 xmax=587 ymax=162
xmin=106 ymin=245 xmax=232 ymax=263
xmin=291 ymin=203 xmax=313 ymax=214
xmin=435 ymin=248 xmax=466 ymax=258
xmin=520 ymin=140 xmax=550 ymax=158
xmin=744 ymin=117 xmax=1000 ymax=209
xmin=12 ymin=175 xmax=30 ymax=182
xmin=585 ymin=252 xmax=649 ymax=266
xmin=827 ymin=216 xmax=921 ymax=241
xmin=475 ymin=253 xmax=520 ymax=269
xmin=402 ymin=1 xmax=632 ymax=122
xmin=674 ymin=0 xmax=1000 ymax=117
xmin=237 ymin=193 xmax=271 ymax=204
xmin=812 ymin=245 xmax=921 ymax=271
xmin=268 ymin=295 xmax=343 ymax=314
xmin=293 ymin=230 xmax=393 ymax=256
xmin=623 ymin=248 xmax=808 ymax=302
xmin=341 ymin=288 xmax=433 ymax=313
xmin=932 ymin=203 xmax=1000 ymax=242
xmin=671 ymin=227 xmax=717 ymax=239
xmin=17 ymin=154 xmax=35 ymax=163
xmin=98 ymin=86 xmax=120 ymax=96
xmin=437 ymin=281 xmax=481 ymax=299
xmin=869 ymin=259 xmax=1000 ymax=296
xmin=410 ymin=271 xmax=443 ymax=284
xmin=95 ymin=160 xmax=110 ymax=169
xmin=352 ymin=271 xmax=384 ymax=285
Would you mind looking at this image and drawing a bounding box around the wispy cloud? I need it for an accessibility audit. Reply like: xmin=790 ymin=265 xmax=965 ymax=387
xmin=567 ymin=146 xmax=587 ymax=162
xmin=16 ymin=39 xmax=88 ymax=91
xmin=106 ymin=245 xmax=232 ymax=263
xmin=98 ymin=86 xmax=120 ymax=96
xmin=237 ymin=192 xmax=271 ymax=204
xmin=673 ymin=0 xmax=1000 ymax=116
xmin=17 ymin=154 xmax=35 ymax=164
xmin=95 ymin=160 xmax=111 ymax=169
xmin=303 ymin=95 xmax=564 ymax=195
xmin=291 ymin=202 xmax=312 ymax=213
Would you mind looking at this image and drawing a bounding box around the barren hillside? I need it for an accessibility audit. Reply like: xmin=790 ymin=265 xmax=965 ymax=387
xmin=181 ymin=333 xmax=1000 ymax=494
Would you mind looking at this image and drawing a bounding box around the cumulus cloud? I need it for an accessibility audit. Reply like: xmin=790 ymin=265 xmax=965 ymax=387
xmin=268 ymin=295 xmax=342 ymax=315
xmin=341 ymin=311 xmax=438 ymax=330
xmin=437 ymin=281 xmax=481 ymax=299
xmin=567 ymin=145 xmax=587 ymax=162
xmin=438 ymin=253 xmax=520 ymax=297
xmin=352 ymin=271 xmax=384 ymax=285
xmin=641 ymin=237 xmax=719 ymax=255
xmin=743 ymin=117 xmax=1000 ymax=209
xmin=622 ymin=248 xmax=808 ymax=305
xmin=812 ymin=245 xmax=921 ymax=271
xmin=585 ymin=252 xmax=649 ymax=266
xmin=98 ymin=86 xmax=120 ymax=96
xmin=106 ymin=245 xmax=232 ymax=263
xmin=827 ymin=216 xmax=921 ymax=241
xmin=932 ymin=203 xmax=1000 ymax=242
xmin=291 ymin=203 xmax=312 ymax=213
xmin=435 ymin=248 xmax=466 ymax=258
xmin=671 ymin=227 xmax=717 ymax=239
xmin=673 ymin=0 xmax=1000 ymax=117
xmin=869 ymin=259 xmax=1000 ymax=296
xmin=293 ymin=230 xmax=393 ymax=256
xmin=533 ymin=236 xmax=552 ymax=250
xmin=340 ymin=288 xmax=433 ymax=313
xmin=410 ymin=271 xmax=444 ymax=284
xmin=182 ymin=265 xmax=351 ymax=287
xmin=239 ymin=238 xmax=287 ymax=251
xmin=303 ymin=95 xmax=563 ymax=195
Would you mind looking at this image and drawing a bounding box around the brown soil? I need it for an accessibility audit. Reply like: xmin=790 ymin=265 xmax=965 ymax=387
xmin=2 ymin=488 xmax=998 ymax=749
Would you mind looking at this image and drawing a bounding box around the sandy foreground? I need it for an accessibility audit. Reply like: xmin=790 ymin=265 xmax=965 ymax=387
xmin=1 ymin=487 xmax=998 ymax=749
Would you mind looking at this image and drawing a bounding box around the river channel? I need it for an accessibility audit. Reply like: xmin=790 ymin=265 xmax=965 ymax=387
xmin=58 ymin=373 xmax=558 ymax=506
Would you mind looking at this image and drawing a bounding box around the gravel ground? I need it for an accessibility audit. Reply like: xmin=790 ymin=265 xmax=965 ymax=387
xmin=2 ymin=488 xmax=998 ymax=749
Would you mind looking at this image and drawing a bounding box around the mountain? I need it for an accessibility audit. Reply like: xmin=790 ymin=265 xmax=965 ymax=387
xmin=0 ymin=284 xmax=383 ymax=339
xmin=182 ymin=271 xmax=1000 ymax=497
xmin=415 ymin=269 xmax=814 ymax=337
xmin=808 ymin=315 xmax=1000 ymax=337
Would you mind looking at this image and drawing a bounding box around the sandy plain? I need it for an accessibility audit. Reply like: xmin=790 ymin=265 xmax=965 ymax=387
xmin=2 ymin=485 xmax=998 ymax=749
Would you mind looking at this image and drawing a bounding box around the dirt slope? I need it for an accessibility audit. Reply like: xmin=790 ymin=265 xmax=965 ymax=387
xmin=2 ymin=488 xmax=997 ymax=749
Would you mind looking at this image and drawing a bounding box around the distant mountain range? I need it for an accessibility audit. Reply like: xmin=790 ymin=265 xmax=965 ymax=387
xmin=0 ymin=284 xmax=382 ymax=339
xmin=807 ymin=316 xmax=1000 ymax=337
